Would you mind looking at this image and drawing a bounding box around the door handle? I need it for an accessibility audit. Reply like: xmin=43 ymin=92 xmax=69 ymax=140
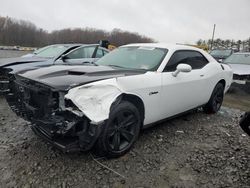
xmin=200 ymin=74 xmax=204 ymax=77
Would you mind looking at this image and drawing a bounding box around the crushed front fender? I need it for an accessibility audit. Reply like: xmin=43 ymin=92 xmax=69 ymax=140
xmin=65 ymin=83 xmax=122 ymax=124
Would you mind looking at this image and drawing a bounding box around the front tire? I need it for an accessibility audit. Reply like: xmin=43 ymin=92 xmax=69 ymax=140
xmin=203 ymin=83 xmax=224 ymax=114
xmin=95 ymin=101 xmax=141 ymax=158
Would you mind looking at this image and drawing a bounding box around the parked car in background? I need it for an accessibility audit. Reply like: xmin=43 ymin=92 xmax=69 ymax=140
xmin=210 ymin=49 xmax=235 ymax=62
xmin=0 ymin=44 xmax=82 ymax=66
xmin=0 ymin=43 xmax=81 ymax=94
xmin=7 ymin=43 xmax=233 ymax=157
xmin=224 ymin=52 xmax=250 ymax=79
xmin=0 ymin=44 xmax=109 ymax=94
xmin=224 ymin=52 xmax=250 ymax=93
xmin=240 ymin=112 xmax=250 ymax=136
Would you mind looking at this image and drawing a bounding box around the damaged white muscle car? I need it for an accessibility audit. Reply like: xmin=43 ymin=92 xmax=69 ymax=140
xmin=8 ymin=43 xmax=233 ymax=157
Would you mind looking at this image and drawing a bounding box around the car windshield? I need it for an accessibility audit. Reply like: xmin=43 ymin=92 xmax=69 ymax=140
xmin=96 ymin=46 xmax=168 ymax=71
xmin=35 ymin=45 xmax=68 ymax=58
xmin=33 ymin=46 xmax=50 ymax=54
xmin=224 ymin=54 xmax=250 ymax=65
xmin=210 ymin=49 xmax=232 ymax=57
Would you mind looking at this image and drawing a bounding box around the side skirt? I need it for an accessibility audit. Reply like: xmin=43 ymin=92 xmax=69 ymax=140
xmin=142 ymin=105 xmax=205 ymax=130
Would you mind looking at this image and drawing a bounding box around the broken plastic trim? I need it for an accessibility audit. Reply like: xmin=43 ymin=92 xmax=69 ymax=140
xmin=65 ymin=83 xmax=122 ymax=125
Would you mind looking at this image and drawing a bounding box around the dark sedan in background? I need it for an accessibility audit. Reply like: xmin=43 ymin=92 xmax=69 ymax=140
xmin=0 ymin=44 xmax=82 ymax=67
xmin=0 ymin=44 xmax=109 ymax=94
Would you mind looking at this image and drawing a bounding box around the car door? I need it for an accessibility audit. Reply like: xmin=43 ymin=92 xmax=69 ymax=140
xmin=160 ymin=50 xmax=210 ymax=119
xmin=63 ymin=46 xmax=97 ymax=65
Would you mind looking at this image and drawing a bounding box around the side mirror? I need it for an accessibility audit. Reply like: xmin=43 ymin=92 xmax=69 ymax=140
xmin=172 ymin=64 xmax=192 ymax=77
xmin=61 ymin=54 xmax=68 ymax=62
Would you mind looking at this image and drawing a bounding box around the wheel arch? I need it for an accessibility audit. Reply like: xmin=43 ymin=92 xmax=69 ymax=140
xmin=120 ymin=93 xmax=145 ymax=126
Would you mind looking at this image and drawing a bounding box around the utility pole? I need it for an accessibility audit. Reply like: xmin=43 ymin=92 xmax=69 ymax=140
xmin=210 ymin=24 xmax=216 ymax=50
xmin=248 ymin=37 xmax=250 ymax=52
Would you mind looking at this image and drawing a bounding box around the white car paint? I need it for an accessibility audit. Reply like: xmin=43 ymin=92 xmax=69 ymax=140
xmin=65 ymin=83 xmax=122 ymax=124
xmin=66 ymin=43 xmax=233 ymax=126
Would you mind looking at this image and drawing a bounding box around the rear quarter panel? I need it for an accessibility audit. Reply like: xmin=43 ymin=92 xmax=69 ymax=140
xmin=202 ymin=61 xmax=233 ymax=104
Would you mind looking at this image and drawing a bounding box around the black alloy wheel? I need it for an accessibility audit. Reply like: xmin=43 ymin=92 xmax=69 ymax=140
xmin=95 ymin=101 xmax=141 ymax=158
xmin=212 ymin=85 xmax=224 ymax=112
xmin=106 ymin=109 xmax=138 ymax=152
xmin=203 ymin=83 xmax=225 ymax=114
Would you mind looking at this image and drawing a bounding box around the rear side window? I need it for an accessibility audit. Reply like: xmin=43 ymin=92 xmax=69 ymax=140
xmin=164 ymin=50 xmax=209 ymax=72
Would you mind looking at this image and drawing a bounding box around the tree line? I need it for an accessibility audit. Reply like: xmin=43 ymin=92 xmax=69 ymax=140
xmin=0 ymin=16 xmax=154 ymax=47
xmin=196 ymin=38 xmax=250 ymax=52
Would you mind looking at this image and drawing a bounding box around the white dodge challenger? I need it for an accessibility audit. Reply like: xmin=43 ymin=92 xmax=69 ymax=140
xmin=8 ymin=43 xmax=233 ymax=157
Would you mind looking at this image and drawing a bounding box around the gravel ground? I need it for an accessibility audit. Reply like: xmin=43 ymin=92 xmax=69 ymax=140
xmin=0 ymin=96 xmax=249 ymax=188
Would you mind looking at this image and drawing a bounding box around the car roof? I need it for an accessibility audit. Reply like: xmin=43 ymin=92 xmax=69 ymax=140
xmin=46 ymin=43 xmax=99 ymax=48
xmin=122 ymin=43 xmax=202 ymax=51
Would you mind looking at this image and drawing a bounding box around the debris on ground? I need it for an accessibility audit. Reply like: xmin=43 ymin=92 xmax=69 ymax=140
xmin=0 ymin=97 xmax=249 ymax=187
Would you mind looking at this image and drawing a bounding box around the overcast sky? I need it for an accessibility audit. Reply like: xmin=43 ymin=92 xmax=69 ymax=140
xmin=1 ymin=0 xmax=250 ymax=44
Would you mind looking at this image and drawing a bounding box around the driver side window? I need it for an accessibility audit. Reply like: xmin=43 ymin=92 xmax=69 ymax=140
xmin=95 ymin=48 xmax=104 ymax=58
xmin=164 ymin=50 xmax=209 ymax=72
xmin=66 ymin=46 xmax=96 ymax=59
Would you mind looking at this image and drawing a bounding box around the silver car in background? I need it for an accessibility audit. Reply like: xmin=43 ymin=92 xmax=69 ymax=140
xmin=224 ymin=52 xmax=250 ymax=93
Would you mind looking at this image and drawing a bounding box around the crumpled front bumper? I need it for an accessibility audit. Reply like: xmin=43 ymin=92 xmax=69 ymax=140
xmin=0 ymin=78 xmax=10 ymax=94
xmin=31 ymin=115 xmax=104 ymax=152
xmin=7 ymin=76 xmax=105 ymax=152
xmin=0 ymin=69 xmax=11 ymax=95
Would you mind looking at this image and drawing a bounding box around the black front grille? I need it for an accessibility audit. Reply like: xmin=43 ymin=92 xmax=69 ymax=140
xmin=10 ymin=77 xmax=59 ymax=120
xmin=0 ymin=69 xmax=10 ymax=93
xmin=0 ymin=76 xmax=9 ymax=93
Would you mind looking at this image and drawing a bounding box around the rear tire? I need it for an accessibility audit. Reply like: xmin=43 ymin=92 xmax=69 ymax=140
xmin=203 ymin=83 xmax=224 ymax=114
xmin=94 ymin=101 xmax=141 ymax=158
xmin=240 ymin=112 xmax=250 ymax=136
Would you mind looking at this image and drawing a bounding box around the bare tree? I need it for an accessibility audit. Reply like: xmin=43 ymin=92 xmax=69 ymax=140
xmin=196 ymin=38 xmax=250 ymax=52
xmin=0 ymin=16 xmax=154 ymax=47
